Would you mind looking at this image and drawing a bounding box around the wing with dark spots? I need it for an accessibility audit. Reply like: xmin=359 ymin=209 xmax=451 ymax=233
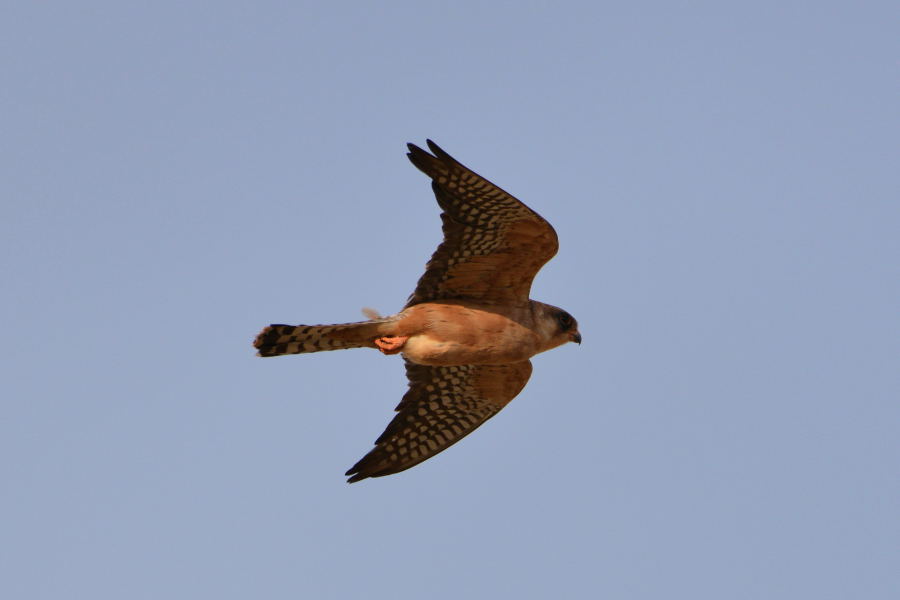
xmin=405 ymin=140 xmax=558 ymax=308
xmin=345 ymin=360 xmax=533 ymax=482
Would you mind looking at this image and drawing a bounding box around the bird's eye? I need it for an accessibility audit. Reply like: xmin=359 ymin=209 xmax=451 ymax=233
xmin=557 ymin=311 xmax=574 ymax=331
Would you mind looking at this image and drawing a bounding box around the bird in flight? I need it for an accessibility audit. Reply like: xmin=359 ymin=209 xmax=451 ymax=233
xmin=254 ymin=140 xmax=581 ymax=482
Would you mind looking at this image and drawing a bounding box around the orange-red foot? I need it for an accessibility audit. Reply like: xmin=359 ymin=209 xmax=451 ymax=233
xmin=374 ymin=336 xmax=408 ymax=355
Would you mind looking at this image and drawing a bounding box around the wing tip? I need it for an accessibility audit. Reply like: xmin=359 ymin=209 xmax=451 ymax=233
xmin=345 ymin=471 xmax=367 ymax=484
xmin=425 ymin=138 xmax=448 ymax=158
xmin=406 ymin=138 xmax=464 ymax=181
xmin=406 ymin=138 xmax=452 ymax=159
xmin=345 ymin=452 xmax=378 ymax=483
xmin=344 ymin=461 xmax=387 ymax=483
xmin=407 ymin=139 xmax=440 ymax=152
xmin=406 ymin=140 xmax=439 ymax=175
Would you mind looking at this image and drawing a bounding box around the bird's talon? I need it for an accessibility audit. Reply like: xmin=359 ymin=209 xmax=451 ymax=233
xmin=374 ymin=336 xmax=408 ymax=354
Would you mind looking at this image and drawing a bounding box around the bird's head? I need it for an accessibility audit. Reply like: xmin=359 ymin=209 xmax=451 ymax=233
xmin=533 ymin=302 xmax=581 ymax=352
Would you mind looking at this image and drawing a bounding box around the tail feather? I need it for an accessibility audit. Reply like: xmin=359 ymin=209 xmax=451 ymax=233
xmin=254 ymin=320 xmax=390 ymax=357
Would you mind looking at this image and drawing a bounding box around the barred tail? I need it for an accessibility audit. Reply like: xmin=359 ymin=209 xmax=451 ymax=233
xmin=253 ymin=320 xmax=389 ymax=357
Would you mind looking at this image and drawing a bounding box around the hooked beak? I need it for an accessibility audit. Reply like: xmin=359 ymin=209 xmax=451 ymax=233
xmin=569 ymin=331 xmax=582 ymax=345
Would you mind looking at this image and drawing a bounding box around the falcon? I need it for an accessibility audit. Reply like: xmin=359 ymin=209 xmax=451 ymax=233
xmin=253 ymin=140 xmax=581 ymax=482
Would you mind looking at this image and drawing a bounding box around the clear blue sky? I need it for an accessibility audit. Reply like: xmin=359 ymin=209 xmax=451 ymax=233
xmin=2 ymin=2 xmax=897 ymax=598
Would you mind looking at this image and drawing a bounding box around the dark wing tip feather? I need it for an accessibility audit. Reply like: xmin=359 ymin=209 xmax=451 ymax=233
xmin=406 ymin=139 xmax=461 ymax=176
xmin=345 ymin=470 xmax=367 ymax=484
xmin=344 ymin=457 xmax=394 ymax=483
xmin=425 ymin=139 xmax=463 ymax=167
xmin=425 ymin=138 xmax=445 ymax=157
xmin=406 ymin=141 xmax=440 ymax=176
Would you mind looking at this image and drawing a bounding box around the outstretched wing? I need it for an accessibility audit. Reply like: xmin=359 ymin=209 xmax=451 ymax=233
xmin=405 ymin=140 xmax=558 ymax=308
xmin=345 ymin=360 xmax=533 ymax=482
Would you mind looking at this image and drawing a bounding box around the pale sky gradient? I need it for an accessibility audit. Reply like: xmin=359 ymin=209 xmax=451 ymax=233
xmin=2 ymin=2 xmax=898 ymax=599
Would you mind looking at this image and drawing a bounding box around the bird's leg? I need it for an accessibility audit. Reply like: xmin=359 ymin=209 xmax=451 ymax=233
xmin=374 ymin=336 xmax=408 ymax=355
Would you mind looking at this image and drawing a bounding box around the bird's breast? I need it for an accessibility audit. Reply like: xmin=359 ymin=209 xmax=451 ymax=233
xmin=398 ymin=302 xmax=539 ymax=366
